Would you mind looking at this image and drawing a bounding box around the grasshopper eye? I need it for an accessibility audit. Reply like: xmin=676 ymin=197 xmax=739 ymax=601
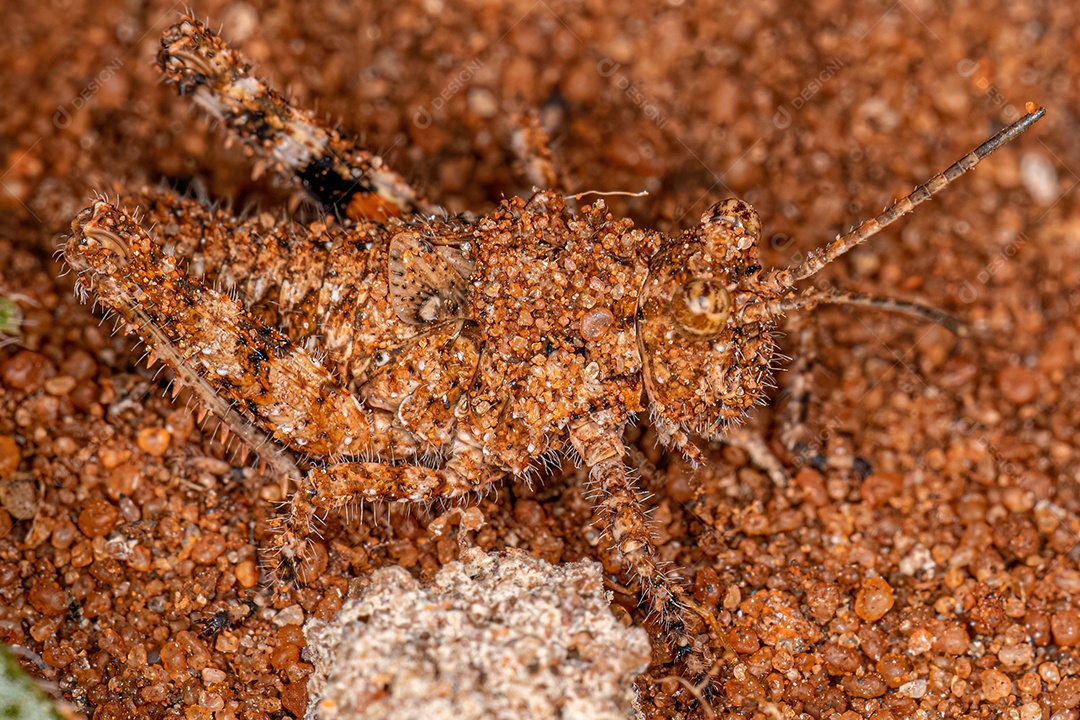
xmin=671 ymin=278 xmax=731 ymax=338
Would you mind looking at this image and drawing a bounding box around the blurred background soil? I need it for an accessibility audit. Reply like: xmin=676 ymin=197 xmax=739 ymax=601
xmin=1 ymin=0 xmax=1079 ymax=718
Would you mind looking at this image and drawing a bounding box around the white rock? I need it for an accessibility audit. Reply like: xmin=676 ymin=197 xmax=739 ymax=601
xmin=304 ymin=548 xmax=651 ymax=720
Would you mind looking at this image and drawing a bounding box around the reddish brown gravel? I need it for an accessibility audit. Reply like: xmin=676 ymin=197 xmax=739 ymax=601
xmin=1 ymin=1 xmax=1078 ymax=719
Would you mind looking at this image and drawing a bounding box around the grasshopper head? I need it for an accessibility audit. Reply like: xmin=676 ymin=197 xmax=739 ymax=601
xmin=637 ymin=198 xmax=781 ymax=439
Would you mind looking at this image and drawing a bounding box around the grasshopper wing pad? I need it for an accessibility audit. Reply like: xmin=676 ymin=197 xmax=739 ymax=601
xmin=389 ymin=231 xmax=474 ymax=325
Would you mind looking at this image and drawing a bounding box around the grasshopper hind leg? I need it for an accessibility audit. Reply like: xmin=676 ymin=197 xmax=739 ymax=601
xmin=158 ymin=15 xmax=439 ymax=221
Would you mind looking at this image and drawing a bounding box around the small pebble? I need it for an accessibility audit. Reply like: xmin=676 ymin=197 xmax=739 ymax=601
xmin=822 ymin=643 xmax=860 ymax=675
xmin=460 ymin=506 xmax=485 ymax=531
xmin=934 ymin=623 xmax=970 ymax=655
xmin=28 ymin=577 xmax=67 ymax=616
xmin=1052 ymin=609 xmax=1080 ymax=647
xmin=806 ymin=582 xmax=840 ymax=622
xmin=0 ymin=475 xmax=39 ymax=519
xmin=77 ymin=497 xmax=119 ymax=538
xmin=191 ymin=532 xmax=226 ymax=564
xmin=860 ymin=473 xmax=903 ymax=508
xmin=21 ymin=514 xmax=52 ymax=547
xmin=467 ymin=87 xmax=498 ymax=118
xmin=43 ymin=375 xmax=76 ymax=396
xmin=234 ymin=559 xmax=259 ymax=588
xmin=580 ymin=308 xmax=615 ymax=341
xmin=1053 ymin=677 xmax=1080 ymax=709
xmin=315 ymin=593 xmax=343 ymax=622
xmin=998 ymin=643 xmax=1034 ymax=671
xmin=0 ymin=435 xmax=21 ymax=477
xmin=1038 ymin=662 xmax=1061 ymax=684
xmin=215 ymin=633 xmax=239 ymax=654
xmin=1017 ymin=672 xmax=1041 ymax=695
xmin=274 ymin=605 xmax=305 ymax=627
xmin=59 ymin=349 xmax=97 ymax=380
xmin=137 ymin=427 xmax=171 ymax=456
xmin=41 ymin=643 xmax=75 ymax=670
xmin=270 ymin=642 xmax=300 ymax=670
xmin=1019 ymin=702 xmax=1042 ymax=720
xmin=771 ymin=649 xmax=793 ymax=673
xmin=118 ymin=495 xmax=139 ymax=523
xmin=53 ymin=436 xmax=77 ymax=455
xmin=1002 ymin=486 xmax=1035 ymax=513
xmin=876 ymin=654 xmax=911 ymax=688
xmin=198 ymin=690 xmax=225 ymax=711
xmin=166 ymin=408 xmax=195 ymax=445
xmin=1 ymin=350 xmax=56 ymax=392
xmin=98 ymin=445 xmax=131 ymax=470
xmin=280 ymin=681 xmax=309 ymax=717
xmin=899 ymin=677 xmax=927 ymax=699
xmin=70 ymin=540 xmax=93 ymax=567
xmin=202 ymin=668 xmax=227 ymax=685
xmin=1020 ymin=151 xmax=1058 ymax=206
xmin=50 ymin=519 xmax=77 ymax=549
xmin=841 ymin=673 xmax=887 ymax=699
xmin=727 ymin=627 xmax=760 ymax=654
xmin=982 ymin=668 xmax=1012 ymax=702
xmin=160 ymin=640 xmax=187 ymax=679
xmin=219 ymin=1 xmax=259 ymax=42
xmin=855 ymin=577 xmax=894 ymax=622
xmin=106 ymin=463 xmax=142 ymax=501
xmin=297 ymin=541 xmax=329 ymax=583
xmin=996 ymin=365 xmax=1040 ymax=405
xmin=692 ymin=567 xmax=722 ymax=607
xmin=908 ymin=628 xmax=933 ymax=655
xmin=278 ymin=625 xmax=306 ymax=646
xmin=127 ymin=545 xmax=152 ymax=573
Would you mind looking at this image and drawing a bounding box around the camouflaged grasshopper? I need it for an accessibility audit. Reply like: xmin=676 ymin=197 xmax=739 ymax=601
xmin=64 ymin=15 xmax=1043 ymax=641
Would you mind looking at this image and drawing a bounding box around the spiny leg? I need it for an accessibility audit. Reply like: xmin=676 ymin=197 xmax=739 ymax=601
xmin=653 ymin=416 xmax=707 ymax=468
xmin=570 ymin=422 xmax=688 ymax=638
xmin=720 ymin=426 xmax=789 ymax=487
xmin=67 ymin=201 xmax=385 ymax=457
xmin=65 ymin=201 xmax=438 ymax=568
xmin=777 ymin=288 xmax=962 ymax=470
xmin=66 ymin=201 xmax=301 ymax=481
xmin=777 ymin=320 xmax=817 ymax=462
xmin=274 ymin=444 xmax=500 ymax=574
xmin=655 ymin=411 xmax=790 ymax=488
xmin=586 ymin=427 xmax=780 ymax=701
xmin=157 ymin=15 xmax=439 ymax=220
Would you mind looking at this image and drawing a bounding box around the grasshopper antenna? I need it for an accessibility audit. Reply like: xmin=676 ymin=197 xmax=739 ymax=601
xmin=766 ymin=103 xmax=1045 ymax=294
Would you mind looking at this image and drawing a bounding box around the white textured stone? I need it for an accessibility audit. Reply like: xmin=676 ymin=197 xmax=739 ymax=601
xmin=304 ymin=548 xmax=650 ymax=720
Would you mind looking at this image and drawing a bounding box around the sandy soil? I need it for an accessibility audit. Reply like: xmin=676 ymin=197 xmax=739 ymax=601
xmin=2 ymin=0 xmax=1078 ymax=717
